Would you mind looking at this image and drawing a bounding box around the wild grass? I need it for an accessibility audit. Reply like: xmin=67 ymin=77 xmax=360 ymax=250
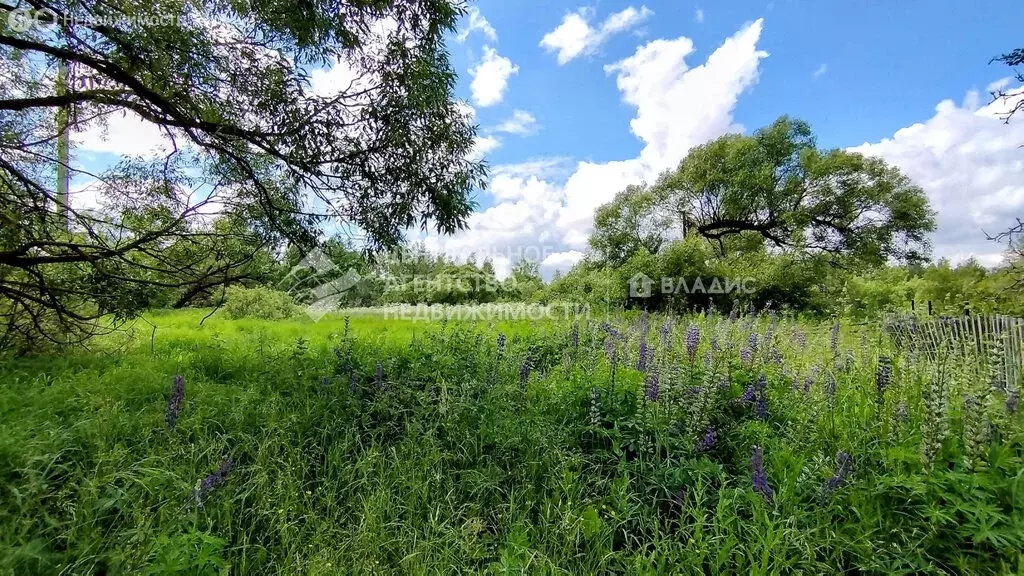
xmin=1 ymin=308 xmax=1022 ymax=574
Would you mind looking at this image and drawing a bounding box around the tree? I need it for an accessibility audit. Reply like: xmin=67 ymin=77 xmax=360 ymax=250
xmin=0 ymin=0 xmax=484 ymax=350
xmin=589 ymin=183 xmax=673 ymax=266
xmin=594 ymin=116 xmax=936 ymax=266
xmin=990 ymin=47 xmax=1023 ymax=122
xmin=987 ymin=47 xmax=1023 ymax=282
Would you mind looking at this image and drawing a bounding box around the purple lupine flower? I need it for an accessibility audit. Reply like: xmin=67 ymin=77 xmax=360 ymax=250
xmin=195 ymin=456 xmax=235 ymax=508
xmin=686 ymin=385 xmax=703 ymax=398
xmin=771 ymin=347 xmax=783 ymax=365
xmin=803 ymin=374 xmax=815 ymax=395
xmin=637 ymin=335 xmax=649 ymax=372
xmin=166 ymin=375 xmax=185 ymax=430
xmin=794 ymin=330 xmax=807 ymax=351
xmin=739 ymin=385 xmax=756 ymax=404
xmin=646 ymin=371 xmax=660 ymax=402
xmin=697 ymin=428 xmax=717 ymax=452
xmin=824 ymin=372 xmax=837 ymax=405
xmin=876 ymin=356 xmax=892 ymax=405
xmin=570 ymin=323 xmax=580 ymax=349
xmin=750 ymin=446 xmax=774 ymax=502
xmin=603 ymin=338 xmax=618 ymax=363
xmin=711 ymin=337 xmax=721 ymax=353
xmin=704 ymin=349 xmax=713 ymax=370
xmin=520 ymin=355 xmax=534 ymax=383
xmin=685 ymin=324 xmax=701 ymax=361
xmin=821 ymin=452 xmax=852 ymax=498
xmin=375 ymin=362 xmax=384 ymax=389
xmin=740 ymin=347 xmax=752 ymax=365
xmin=754 ymin=372 xmax=768 ymax=420
xmin=497 ymin=333 xmax=507 ymax=360
xmin=1006 ymin=390 xmax=1019 ymax=414
xmin=830 ymin=321 xmax=841 ymax=354
xmin=748 ymin=333 xmax=759 ymax=355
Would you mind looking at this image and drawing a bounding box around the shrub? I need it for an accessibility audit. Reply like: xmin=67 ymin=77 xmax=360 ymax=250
xmin=221 ymin=286 xmax=300 ymax=320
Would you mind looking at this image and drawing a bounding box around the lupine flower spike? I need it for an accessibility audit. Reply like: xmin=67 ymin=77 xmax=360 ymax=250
xmin=166 ymin=375 xmax=185 ymax=430
xmin=751 ymin=446 xmax=774 ymax=502
xmin=195 ymin=456 xmax=235 ymax=508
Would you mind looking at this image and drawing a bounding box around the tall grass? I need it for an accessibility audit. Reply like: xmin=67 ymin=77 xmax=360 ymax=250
xmin=1 ymin=309 xmax=1022 ymax=574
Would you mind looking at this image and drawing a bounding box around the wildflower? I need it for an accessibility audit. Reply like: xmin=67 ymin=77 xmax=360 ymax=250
xmin=646 ymin=371 xmax=660 ymax=402
xmin=750 ymin=446 xmax=774 ymax=502
xmin=824 ymin=372 xmax=837 ymax=407
xmin=754 ymin=372 xmax=768 ymax=420
xmin=876 ymin=356 xmax=892 ymax=407
xmin=740 ymin=347 xmax=752 ymax=365
xmin=166 ymin=375 xmax=185 ymax=430
xmin=739 ymin=385 xmax=756 ymax=404
xmin=637 ymin=335 xmax=649 ymax=372
xmin=603 ymin=338 xmax=618 ymax=363
xmin=803 ymin=374 xmax=814 ymax=395
xmin=497 ymin=333 xmax=507 ymax=360
xmin=570 ymin=322 xmax=580 ymax=349
xmin=685 ymin=324 xmax=701 ymax=361
xmin=793 ymin=330 xmax=807 ymax=351
xmin=589 ymin=388 xmax=603 ymax=427
xmin=520 ymin=355 xmax=534 ymax=384
xmin=770 ymin=347 xmax=782 ymax=365
xmin=697 ymin=428 xmax=717 ymax=452
xmin=830 ymin=320 xmax=840 ymax=354
xmin=711 ymin=337 xmax=721 ymax=353
xmin=1007 ymin=390 xmax=1020 ymax=414
xmin=963 ymin=394 xmax=990 ymax=471
xmin=821 ymin=452 xmax=853 ymax=498
xmin=748 ymin=333 xmax=759 ymax=356
xmin=195 ymin=456 xmax=235 ymax=508
xmin=845 ymin=349 xmax=856 ymax=371
xmin=704 ymin=349 xmax=713 ymax=370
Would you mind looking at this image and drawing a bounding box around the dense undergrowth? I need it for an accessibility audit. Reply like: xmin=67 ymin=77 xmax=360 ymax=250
xmin=1 ymin=310 xmax=1022 ymax=574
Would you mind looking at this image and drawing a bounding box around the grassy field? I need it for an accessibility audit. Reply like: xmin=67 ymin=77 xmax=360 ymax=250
xmin=1 ymin=308 xmax=1023 ymax=574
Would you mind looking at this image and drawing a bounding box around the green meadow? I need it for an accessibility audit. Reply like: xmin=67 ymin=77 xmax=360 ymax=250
xmin=2 ymin=308 xmax=1022 ymax=574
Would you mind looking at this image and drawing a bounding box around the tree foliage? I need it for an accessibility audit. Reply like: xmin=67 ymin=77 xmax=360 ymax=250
xmin=0 ymin=0 xmax=484 ymax=351
xmin=591 ymin=117 xmax=937 ymax=268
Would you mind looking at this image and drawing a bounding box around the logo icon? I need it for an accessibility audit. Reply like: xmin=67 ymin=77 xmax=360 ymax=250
xmin=628 ymin=272 xmax=653 ymax=298
xmin=278 ymin=249 xmax=361 ymax=321
xmin=7 ymin=7 xmax=34 ymax=32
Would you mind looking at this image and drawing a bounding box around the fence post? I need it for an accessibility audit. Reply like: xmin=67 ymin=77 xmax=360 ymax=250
xmin=928 ymin=300 xmax=933 ymax=316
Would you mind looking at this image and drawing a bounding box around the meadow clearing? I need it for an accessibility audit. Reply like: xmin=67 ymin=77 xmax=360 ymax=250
xmin=1 ymin=306 xmax=1022 ymax=574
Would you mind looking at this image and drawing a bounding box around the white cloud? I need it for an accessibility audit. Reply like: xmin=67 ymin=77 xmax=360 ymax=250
xmin=494 ymin=110 xmax=540 ymax=135
xmin=695 ymin=8 xmax=704 ymax=23
xmin=812 ymin=63 xmax=827 ymax=78
xmin=456 ymin=7 xmax=497 ymax=43
xmin=988 ymin=77 xmax=1013 ymax=94
xmin=469 ymin=46 xmax=518 ymax=107
xmin=424 ymin=20 xmax=768 ymax=279
xmin=75 ymin=110 xmax=176 ymax=158
xmin=470 ymin=135 xmax=501 ymax=160
xmin=849 ymin=87 xmax=1024 ymax=267
xmin=491 ymin=157 xmax=573 ymax=180
xmin=540 ymin=5 xmax=654 ymax=65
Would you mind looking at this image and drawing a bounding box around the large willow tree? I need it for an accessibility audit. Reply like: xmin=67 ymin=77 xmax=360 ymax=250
xmin=0 ymin=0 xmax=485 ymax=350
xmin=590 ymin=117 xmax=936 ymax=267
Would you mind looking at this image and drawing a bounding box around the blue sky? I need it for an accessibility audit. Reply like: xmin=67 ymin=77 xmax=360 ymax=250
xmin=70 ymin=1 xmax=1024 ymax=279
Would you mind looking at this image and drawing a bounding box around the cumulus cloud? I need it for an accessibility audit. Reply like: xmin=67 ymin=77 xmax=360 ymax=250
xmin=494 ymin=110 xmax=540 ymax=135
xmin=470 ymin=135 xmax=502 ymax=160
xmin=540 ymin=5 xmax=654 ymax=65
xmin=469 ymin=46 xmax=518 ymax=107
xmin=695 ymin=8 xmax=704 ymax=23
xmin=425 ymin=20 xmax=768 ymax=279
xmin=75 ymin=111 xmax=176 ymax=158
xmin=849 ymin=88 xmax=1024 ymax=267
xmin=456 ymin=7 xmax=498 ymax=43
xmin=490 ymin=157 xmax=573 ymax=180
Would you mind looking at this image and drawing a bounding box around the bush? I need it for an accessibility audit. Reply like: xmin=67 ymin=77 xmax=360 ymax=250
xmin=221 ymin=286 xmax=300 ymax=320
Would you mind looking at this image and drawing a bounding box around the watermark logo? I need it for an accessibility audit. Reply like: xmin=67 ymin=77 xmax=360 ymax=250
xmin=6 ymin=8 xmax=176 ymax=32
xmin=278 ymin=250 xmax=360 ymax=322
xmin=7 ymin=7 xmax=55 ymax=32
xmin=630 ymin=275 xmax=757 ymax=297
xmin=629 ymin=273 xmax=653 ymax=298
